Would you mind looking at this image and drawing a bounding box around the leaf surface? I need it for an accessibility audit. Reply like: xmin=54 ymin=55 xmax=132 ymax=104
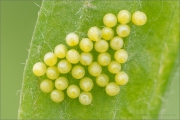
xmin=18 ymin=0 xmax=179 ymax=119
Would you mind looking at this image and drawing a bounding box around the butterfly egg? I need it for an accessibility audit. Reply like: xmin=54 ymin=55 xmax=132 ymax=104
xmin=50 ymin=90 xmax=64 ymax=103
xmin=94 ymin=40 xmax=109 ymax=53
xmin=66 ymin=49 xmax=80 ymax=64
xmin=57 ymin=59 xmax=72 ymax=74
xmin=71 ymin=65 xmax=85 ymax=79
xmin=114 ymin=49 xmax=128 ymax=63
xmin=67 ymin=85 xmax=80 ymax=98
xmin=79 ymin=77 xmax=94 ymax=92
xmin=44 ymin=52 xmax=57 ymax=66
xmin=132 ymin=11 xmax=147 ymax=26
xmin=96 ymin=74 xmax=109 ymax=87
xmin=97 ymin=52 xmax=111 ymax=66
xmin=103 ymin=13 xmax=117 ymax=27
xmin=80 ymin=52 xmax=93 ymax=66
xmin=79 ymin=92 xmax=92 ymax=105
xmin=108 ymin=61 xmax=121 ymax=74
xmin=33 ymin=62 xmax=47 ymax=76
xmin=40 ymin=79 xmax=54 ymax=93
xmin=110 ymin=36 xmax=124 ymax=50
xmin=88 ymin=62 xmax=102 ymax=77
xmin=117 ymin=10 xmax=131 ymax=24
xmin=105 ymin=82 xmax=120 ymax=96
xmin=115 ymin=71 xmax=129 ymax=85
xmin=66 ymin=32 xmax=79 ymax=46
xmin=54 ymin=44 xmax=67 ymax=58
xmin=55 ymin=77 xmax=69 ymax=90
xmin=88 ymin=26 xmax=102 ymax=41
xmin=79 ymin=38 xmax=93 ymax=52
xmin=46 ymin=66 xmax=60 ymax=80
xmin=102 ymin=27 xmax=114 ymax=40
xmin=116 ymin=25 xmax=130 ymax=37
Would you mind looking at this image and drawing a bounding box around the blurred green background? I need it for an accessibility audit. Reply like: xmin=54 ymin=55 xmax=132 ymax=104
xmin=1 ymin=1 xmax=42 ymax=119
xmin=0 ymin=1 xmax=179 ymax=119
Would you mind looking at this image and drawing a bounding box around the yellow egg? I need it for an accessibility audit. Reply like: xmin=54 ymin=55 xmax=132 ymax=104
xmin=117 ymin=10 xmax=131 ymax=24
xmin=101 ymin=27 xmax=114 ymax=40
xmin=66 ymin=49 xmax=80 ymax=64
xmin=96 ymin=74 xmax=109 ymax=87
xmin=114 ymin=49 xmax=128 ymax=63
xmin=88 ymin=62 xmax=102 ymax=77
xmin=110 ymin=36 xmax=124 ymax=50
xmin=97 ymin=52 xmax=111 ymax=66
xmin=108 ymin=61 xmax=121 ymax=74
xmin=44 ymin=52 xmax=57 ymax=66
xmin=88 ymin=26 xmax=102 ymax=41
xmin=105 ymin=82 xmax=120 ymax=96
xmin=94 ymin=40 xmax=109 ymax=53
xmin=66 ymin=32 xmax=79 ymax=46
xmin=79 ymin=77 xmax=94 ymax=92
xmin=103 ymin=13 xmax=117 ymax=27
xmin=67 ymin=85 xmax=80 ymax=98
xmin=33 ymin=62 xmax=46 ymax=76
xmin=71 ymin=65 xmax=85 ymax=79
xmin=54 ymin=44 xmax=67 ymax=58
xmin=80 ymin=52 xmax=93 ymax=66
xmin=40 ymin=79 xmax=54 ymax=93
xmin=50 ymin=90 xmax=64 ymax=103
xmin=57 ymin=59 xmax=72 ymax=74
xmin=116 ymin=25 xmax=130 ymax=37
xmin=79 ymin=92 xmax=92 ymax=105
xmin=55 ymin=77 xmax=69 ymax=90
xmin=79 ymin=38 xmax=93 ymax=52
xmin=115 ymin=71 xmax=129 ymax=85
xmin=132 ymin=11 xmax=147 ymax=26
xmin=46 ymin=66 xmax=60 ymax=80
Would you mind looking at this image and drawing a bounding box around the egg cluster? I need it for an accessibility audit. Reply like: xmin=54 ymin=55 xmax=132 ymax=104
xmin=32 ymin=10 xmax=147 ymax=105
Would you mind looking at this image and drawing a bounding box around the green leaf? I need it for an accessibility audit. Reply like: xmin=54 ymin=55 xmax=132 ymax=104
xmin=18 ymin=0 xmax=179 ymax=119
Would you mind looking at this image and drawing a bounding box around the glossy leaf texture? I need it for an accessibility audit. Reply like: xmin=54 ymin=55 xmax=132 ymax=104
xmin=18 ymin=0 xmax=179 ymax=119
